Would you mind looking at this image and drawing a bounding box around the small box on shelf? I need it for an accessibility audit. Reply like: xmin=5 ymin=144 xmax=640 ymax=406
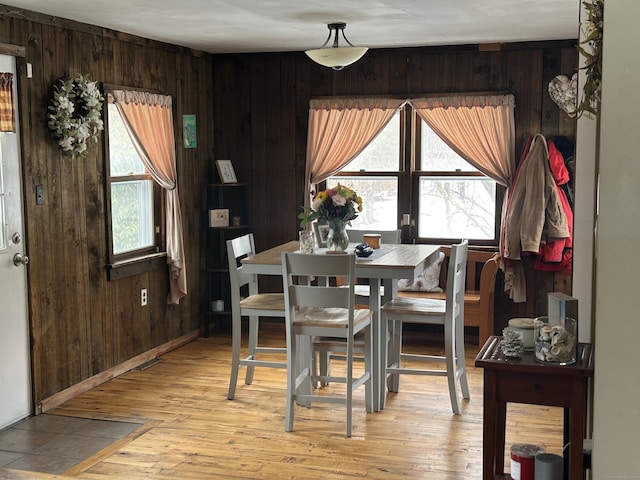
xmin=209 ymin=209 xmax=229 ymax=227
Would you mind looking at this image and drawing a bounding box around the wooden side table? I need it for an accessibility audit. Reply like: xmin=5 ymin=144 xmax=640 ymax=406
xmin=475 ymin=336 xmax=594 ymax=480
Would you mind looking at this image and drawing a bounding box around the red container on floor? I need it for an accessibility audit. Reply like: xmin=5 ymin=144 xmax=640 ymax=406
xmin=510 ymin=444 xmax=545 ymax=480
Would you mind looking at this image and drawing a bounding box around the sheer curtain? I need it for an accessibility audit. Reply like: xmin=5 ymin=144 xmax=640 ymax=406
xmin=111 ymin=90 xmax=187 ymax=305
xmin=304 ymin=97 xmax=406 ymax=209
xmin=0 ymin=73 xmax=15 ymax=132
xmin=410 ymin=95 xmax=518 ymax=299
xmin=409 ymin=95 xmax=515 ymax=186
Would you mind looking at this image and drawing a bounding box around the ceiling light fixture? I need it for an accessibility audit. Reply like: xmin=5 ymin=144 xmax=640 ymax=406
xmin=305 ymin=22 xmax=368 ymax=71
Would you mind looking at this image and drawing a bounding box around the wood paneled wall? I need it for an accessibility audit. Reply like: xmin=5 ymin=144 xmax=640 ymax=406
xmin=0 ymin=8 xmax=213 ymax=404
xmin=0 ymin=4 xmax=578 ymax=406
xmin=212 ymin=41 xmax=578 ymax=330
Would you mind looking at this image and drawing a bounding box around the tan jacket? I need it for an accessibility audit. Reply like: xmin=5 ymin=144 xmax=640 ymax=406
xmin=503 ymin=134 xmax=569 ymax=261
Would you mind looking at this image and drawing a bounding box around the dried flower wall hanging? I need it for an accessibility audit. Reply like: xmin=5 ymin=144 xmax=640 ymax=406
xmin=575 ymin=0 xmax=603 ymax=118
xmin=48 ymin=74 xmax=104 ymax=157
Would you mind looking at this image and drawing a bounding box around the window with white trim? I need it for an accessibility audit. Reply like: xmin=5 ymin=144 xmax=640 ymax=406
xmin=328 ymin=106 xmax=501 ymax=245
xmin=105 ymin=92 xmax=162 ymax=264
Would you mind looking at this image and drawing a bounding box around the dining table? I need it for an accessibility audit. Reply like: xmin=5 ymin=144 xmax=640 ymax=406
xmin=241 ymin=240 xmax=441 ymax=412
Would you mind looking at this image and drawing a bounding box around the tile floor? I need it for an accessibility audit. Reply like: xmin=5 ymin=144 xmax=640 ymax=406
xmin=0 ymin=414 xmax=142 ymax=474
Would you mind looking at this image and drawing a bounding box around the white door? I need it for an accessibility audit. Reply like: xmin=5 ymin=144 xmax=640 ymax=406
xmin=0 ymin=54 xmax=32 ymax=429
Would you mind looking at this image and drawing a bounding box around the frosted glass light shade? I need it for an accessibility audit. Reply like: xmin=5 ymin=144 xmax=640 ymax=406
xmin=305 ymin=46 xmax=368 ymax=71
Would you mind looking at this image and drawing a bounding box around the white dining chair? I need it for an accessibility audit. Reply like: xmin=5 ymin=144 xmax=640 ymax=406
xmin=316 ymin=229 xmax=401 ymax=383
xmin=381 ymin=239 xmax=470 ymax=414
xmin=345 ymin=229 xmax=401 ymax=301
xmin=281 ymin=251 xmax=373 ymax=437
xmin=226 ymin=233 xmax=286 ymax=400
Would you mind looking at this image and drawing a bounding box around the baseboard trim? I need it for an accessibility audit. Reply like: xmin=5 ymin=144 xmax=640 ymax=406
xmin=38 ymin=329 xmax=201 ymax=413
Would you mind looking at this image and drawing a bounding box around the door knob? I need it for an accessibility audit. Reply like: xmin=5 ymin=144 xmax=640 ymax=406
xmin=13 ymin=253 xmax=29 ymax=266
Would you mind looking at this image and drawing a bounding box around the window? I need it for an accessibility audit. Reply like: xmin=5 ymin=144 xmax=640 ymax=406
xmin=105 ymin=91 xmax=163 ymax=266
xmin=416 ymin=122 xmax=497 ymax=242
xmin=326 ymin=112 xmax=401 ymax=231
xmin=328 ymin=105 xmax=501 ymax=245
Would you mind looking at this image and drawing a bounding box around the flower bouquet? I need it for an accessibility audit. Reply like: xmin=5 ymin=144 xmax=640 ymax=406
xmin=299 ymin=184 xmax=362 ymax=251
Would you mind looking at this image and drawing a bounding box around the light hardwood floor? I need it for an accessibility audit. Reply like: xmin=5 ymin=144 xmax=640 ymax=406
xmin=0 ymin=324 xmax=564 ymax=479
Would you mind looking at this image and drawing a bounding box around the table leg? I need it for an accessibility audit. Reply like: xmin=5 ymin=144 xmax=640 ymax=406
xmin=295 ymin=335 xmax=312 ymax=407
xmin=369 ymin=277 xmax=382 ymax=411
xmin=483 ymin=370 xmax=497 ymax=479
xmin=495 ymin=400 xmax=507 ymax=474
xmin=569 ymin=380 xmax=586 ymax=479
xmin=378 ymin=278 xmax=396 ymax=410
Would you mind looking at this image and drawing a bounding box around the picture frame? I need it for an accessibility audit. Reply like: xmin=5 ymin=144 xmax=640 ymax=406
xmin=215 ymin=159 xmax=237 ymax=184
xmin=209 ymin=209 xmax=229 ymax=227
xmin=313 ymin=222 xmax=330 ymax=248
xmin=182 ymin=114 xmax=197 ymax=148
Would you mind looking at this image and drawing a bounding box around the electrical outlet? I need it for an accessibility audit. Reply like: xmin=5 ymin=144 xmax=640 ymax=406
xmin=141 ymin=288 xmax=147 ymax=306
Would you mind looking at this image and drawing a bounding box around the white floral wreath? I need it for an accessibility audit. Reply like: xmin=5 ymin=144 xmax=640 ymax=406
xmin=47 ymin=74 xmax=105 ymax=157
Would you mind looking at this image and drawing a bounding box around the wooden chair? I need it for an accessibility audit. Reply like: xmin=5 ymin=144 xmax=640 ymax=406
xmin=281 ymin=252 xmax=373 ymax=437
xmin=381 ymin=239 xmax=470 ymax=414
xmin=226 ymin=233 xmax=286 ymax=400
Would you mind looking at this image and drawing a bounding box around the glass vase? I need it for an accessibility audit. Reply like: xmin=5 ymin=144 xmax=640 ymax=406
xmin=298 ymin=230 xmax=315 ymax=254
xmin=326 ymin=221 xmax=349 ymax=252
xmin=533 ymin=316 xmax=577 ymax=365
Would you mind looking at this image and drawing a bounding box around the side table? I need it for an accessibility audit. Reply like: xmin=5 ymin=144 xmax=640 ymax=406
xmin=475 ymin=336 xmax=594 ymax=480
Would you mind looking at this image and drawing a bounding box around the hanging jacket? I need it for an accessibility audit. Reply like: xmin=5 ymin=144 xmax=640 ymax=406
xmin=500 ymin=134 xmax=571 ymax=302
xmin=534 ymin=140 xmax=573 ymax=273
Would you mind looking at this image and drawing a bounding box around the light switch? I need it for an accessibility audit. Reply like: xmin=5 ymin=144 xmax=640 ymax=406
xmin=35 ymin=185 xmax=44 ymax=205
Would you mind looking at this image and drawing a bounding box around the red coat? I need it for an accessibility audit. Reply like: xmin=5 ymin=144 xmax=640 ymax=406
xmin=535 ymin=140 xmax=573 ymax=273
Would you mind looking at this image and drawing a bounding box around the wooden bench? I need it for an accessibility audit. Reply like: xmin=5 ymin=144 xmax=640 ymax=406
xmin=397 ymin=247 xmax=500 ymax=346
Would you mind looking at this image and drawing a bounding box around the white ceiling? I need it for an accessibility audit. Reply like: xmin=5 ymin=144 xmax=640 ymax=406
xmin=1 ymin=0 xmax=580 ymax=54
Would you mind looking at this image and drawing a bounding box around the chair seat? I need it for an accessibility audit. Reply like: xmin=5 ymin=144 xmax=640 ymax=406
xmin=382 ymin=297 xmax=445 ymax=315
xmin=397 ymin=290 xmax=481 ymax=306
xmin=239 ymin=293 xmax=285 ymax=311
xmin=294 ymin=307 xmax=371 ymax=330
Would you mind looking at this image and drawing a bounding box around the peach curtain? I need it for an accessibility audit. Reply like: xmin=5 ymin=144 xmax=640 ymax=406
xmin=0 ymin=73 xmax=15 ymax=132
xmin=304 ymin=98 xmax=406 ymax=209
xmin=112 ymin=90 xmax=186 ymax=305
xmin=410 ymin=94 xmax=517 ymax=301
xmin=409 ymin=95 xmax=515 ymax=187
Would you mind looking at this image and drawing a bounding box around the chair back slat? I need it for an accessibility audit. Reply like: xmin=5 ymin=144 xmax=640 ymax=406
xmin=290 ymin=284 xmax=352 ymax=310
xmin=282 ymin=252 xmax=357 ymax=312
xmin=227 ymin=233 xmax=259 ymax=295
